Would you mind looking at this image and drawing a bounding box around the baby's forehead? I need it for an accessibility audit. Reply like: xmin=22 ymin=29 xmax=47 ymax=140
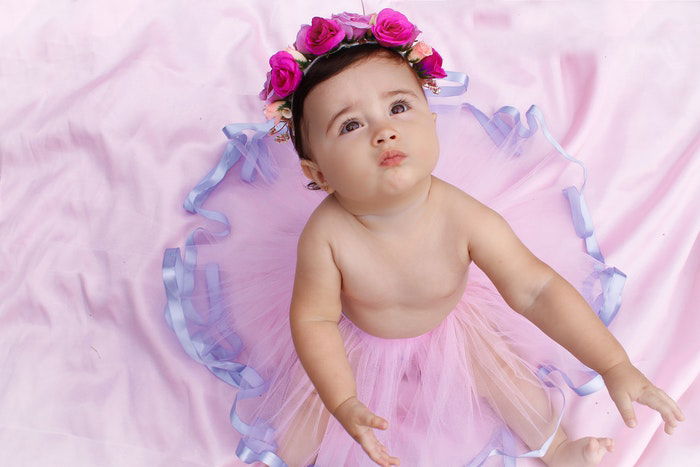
xmin=318 ymin=61 xmax=421 ymax=104
xmin=338 ymin=57 xmax=417 ymax=85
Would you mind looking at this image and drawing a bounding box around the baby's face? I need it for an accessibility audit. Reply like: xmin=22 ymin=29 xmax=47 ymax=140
xmin=301 ymin=57 xmax=439 ymax=203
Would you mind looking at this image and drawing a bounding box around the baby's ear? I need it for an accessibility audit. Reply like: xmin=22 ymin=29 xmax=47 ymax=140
xmin=300 ymin=159 xmax=334 ymax=194
xmin=299 ymin=159 xmax=317 ymax=180
xmin=300 ymin=159 xmax=325 ymax=184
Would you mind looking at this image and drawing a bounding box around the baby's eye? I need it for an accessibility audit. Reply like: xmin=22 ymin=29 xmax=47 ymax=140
xmin=391 ymin=102 xmax=409 ymax=114
xmin=340 ymin=120 xmax=360 ymax=134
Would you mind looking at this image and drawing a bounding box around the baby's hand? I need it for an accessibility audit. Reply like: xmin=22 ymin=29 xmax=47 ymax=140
xmin=332 ymin=396 xmax=400 ymax=467
xmin=600 ymin=360 xmax=686 ymax=434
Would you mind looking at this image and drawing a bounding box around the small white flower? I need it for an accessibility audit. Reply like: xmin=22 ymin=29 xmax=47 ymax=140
xmin=285 ymin=45 xmax=308 ymax=63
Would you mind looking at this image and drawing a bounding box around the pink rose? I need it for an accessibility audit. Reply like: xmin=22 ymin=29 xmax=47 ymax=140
xmin=294 ymin=17 xmax=345 ymax=55
xmin=260 ymin=51 xmax=303 ymax=101
xmin=371 ymin=8 xmax=421 ymax=48
xmin=331 ymin=11 xmax=373 ymax=40
xmin=407 ymin=41 xmax=432 ymax=62
xmin=415 ymin=47 xmax=447 ymax=79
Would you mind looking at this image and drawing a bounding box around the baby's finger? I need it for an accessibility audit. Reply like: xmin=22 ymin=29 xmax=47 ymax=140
xmin=367 ymin=440 xmax=398 ymax=466
xmin=377 ymin=448 xmax=400 ymax=467
xmin=378 ymin=445 xmax=400 ymax=465
xmin=639 ymin=389 xmax=675 ymax=421
xmin=659 ymin=390 xmax=685 ymax=421
xmin=358 ymin=431 xmax=390 ymax=466
xmin=661 ymin=409 xmax=678 ymax=435
xmin=664 ymin=422 xmax=675 ymax=435
xmin=362 ymin=411 xmax=389 ymax=430
xmin=663 ymin=409 xmax=679 ymax=428
xmin=638 ymin=389 xmax=682 ymax=434
xmin=372 ymin=416 xmax=389 ymax=430
xmin=611 ymin=392 xmax=637 ymax=427
xmin=379 ymin=443 xmax=400 ymax=465
xmin=376 ymin=450 xmax=400 ymax=467
xmin=365 ymin=443 xmax=388 ymax=467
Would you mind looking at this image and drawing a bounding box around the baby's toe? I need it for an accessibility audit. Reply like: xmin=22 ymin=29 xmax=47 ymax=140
xmin=602 ymin=437 xmax=614 ymax=452
xmin=584 ymin=437 xmax=613 ymax=462
xmin=583 ymin=438 xmax=599 ymax=457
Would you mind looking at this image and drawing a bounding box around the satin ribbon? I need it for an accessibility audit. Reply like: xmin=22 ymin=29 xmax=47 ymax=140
xmin=163 ymin=119 xmax=292 ymax=466
xmin=162 ymin=67 xmax=627 ymax=466
xmin=163 ymin=249 xmax=288 ymax=466
xmin=468 ymin=374 xmax=566 ymax=467
xmin=433 ymin=70 xmax=469 ymax=97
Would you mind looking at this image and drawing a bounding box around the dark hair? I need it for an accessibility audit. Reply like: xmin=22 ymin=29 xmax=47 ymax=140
xmin=288 ymin=43 xmax=425 ymax=190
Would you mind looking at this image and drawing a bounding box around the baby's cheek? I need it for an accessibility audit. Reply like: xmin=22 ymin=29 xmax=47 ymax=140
xmin=423 ymin=134 xmax=440 ymax=161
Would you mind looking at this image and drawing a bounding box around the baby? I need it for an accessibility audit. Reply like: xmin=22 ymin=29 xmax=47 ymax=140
xmin=255 ymin=10 xmax=685 ymax=467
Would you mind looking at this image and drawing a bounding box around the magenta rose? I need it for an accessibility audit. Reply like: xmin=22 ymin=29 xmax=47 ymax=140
xmin=260 ymin=51 xmax=303 ymax=101
xmin=416 ymin=47 xmax=447 ymax=79
xmin=371 ymin=8 xmax=421 ymax=47
xmin=294 ymin=17 xmax=345 ymax=55
xmin=331 ymin=11 xmax=373 ymax=40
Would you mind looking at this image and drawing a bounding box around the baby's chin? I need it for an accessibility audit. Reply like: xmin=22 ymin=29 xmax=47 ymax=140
xmin=338 ymin=171 xmax=432 ymax=202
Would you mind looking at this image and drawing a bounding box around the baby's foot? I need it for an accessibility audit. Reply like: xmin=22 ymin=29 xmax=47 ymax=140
xmin=547 ymin=437 xmax=614 ymax=466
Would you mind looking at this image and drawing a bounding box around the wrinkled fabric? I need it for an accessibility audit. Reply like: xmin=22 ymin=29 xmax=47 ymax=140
xmin=1 ymin=1 xmax=699 ymax=466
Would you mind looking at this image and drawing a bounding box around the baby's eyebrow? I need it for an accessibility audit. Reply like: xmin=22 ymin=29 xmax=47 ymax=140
xmin=325 ymin=89 xmax=419 ymax=135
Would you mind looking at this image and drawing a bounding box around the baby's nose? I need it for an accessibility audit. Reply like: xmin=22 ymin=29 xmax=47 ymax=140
xmin=376 ymin=133 xmax=397 ymax=144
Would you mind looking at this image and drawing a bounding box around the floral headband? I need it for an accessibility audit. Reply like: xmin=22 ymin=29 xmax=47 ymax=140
xmin=259 ymin=9 xmax=447 ymax=142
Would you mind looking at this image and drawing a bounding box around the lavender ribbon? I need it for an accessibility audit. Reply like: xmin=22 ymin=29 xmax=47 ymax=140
xmin=163 ymin=119 xmax=290 ymax=466
xmin=163 ymin=248 xmax=287 ymax=466
xmin=467 ymin=378 xmax=566 ymax=467
xmin=436 ymin=70 xmax=469 ymax=97
xmin=464 ymin=102 xmax=627 ymax=335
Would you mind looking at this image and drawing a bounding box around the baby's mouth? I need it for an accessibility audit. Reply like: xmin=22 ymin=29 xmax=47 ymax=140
xmin=379 ymin=150 xmax=407 ymax=166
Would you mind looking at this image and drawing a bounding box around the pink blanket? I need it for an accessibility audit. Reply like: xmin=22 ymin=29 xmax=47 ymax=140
xmin=2 ymin=1 xmax=698 ymax=465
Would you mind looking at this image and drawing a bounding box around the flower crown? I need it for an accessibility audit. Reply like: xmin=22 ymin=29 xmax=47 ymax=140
xmin=259 ymin=9 xmax=447 ymax=143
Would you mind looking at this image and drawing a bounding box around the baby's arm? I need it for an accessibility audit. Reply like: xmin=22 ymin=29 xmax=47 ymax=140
xmin=290 ymin=220 xmax=355 ymax=414
xmin=290 ymin=219 xmax=400 ymax=467
xmin=464 ymin=193 xmax=685 ymax=433
xmin=465 ymin=197 xmax=626 ymax=373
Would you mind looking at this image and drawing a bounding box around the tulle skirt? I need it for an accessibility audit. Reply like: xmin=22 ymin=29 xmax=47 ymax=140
xmin=162 ymin=99 xmax=625 ymax=466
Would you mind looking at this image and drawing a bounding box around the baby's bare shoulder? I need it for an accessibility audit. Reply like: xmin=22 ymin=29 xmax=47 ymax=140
xmin=300 ymin=194 xmax=347 ymax=252
xmin=306 ymin=194 xmax=345 ymax=231
xmin=434 ymin=177 xmax=489 ymax=222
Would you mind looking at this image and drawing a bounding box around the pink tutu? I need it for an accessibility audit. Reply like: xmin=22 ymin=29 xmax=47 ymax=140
xmin=162 ymin=89 xmax=626 ymax=466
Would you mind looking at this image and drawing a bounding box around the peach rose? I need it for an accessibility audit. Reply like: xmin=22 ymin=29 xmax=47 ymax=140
xmin=407 ymin=41 xmax=433 ymax=62
xmin=263 ymin=101 xmax=291 ymax=124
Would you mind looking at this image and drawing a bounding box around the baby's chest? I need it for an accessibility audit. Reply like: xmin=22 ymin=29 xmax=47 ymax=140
xmin=334 ymin=231 xmax=470 ymax=309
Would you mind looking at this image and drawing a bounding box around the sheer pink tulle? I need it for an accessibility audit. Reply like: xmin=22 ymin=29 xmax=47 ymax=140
xmin=175 ymin=102 xmax=614 ymax=466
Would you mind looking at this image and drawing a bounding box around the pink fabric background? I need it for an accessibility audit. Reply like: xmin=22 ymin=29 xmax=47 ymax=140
xmin=1 ymin=0 xmax=698 ymax=465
